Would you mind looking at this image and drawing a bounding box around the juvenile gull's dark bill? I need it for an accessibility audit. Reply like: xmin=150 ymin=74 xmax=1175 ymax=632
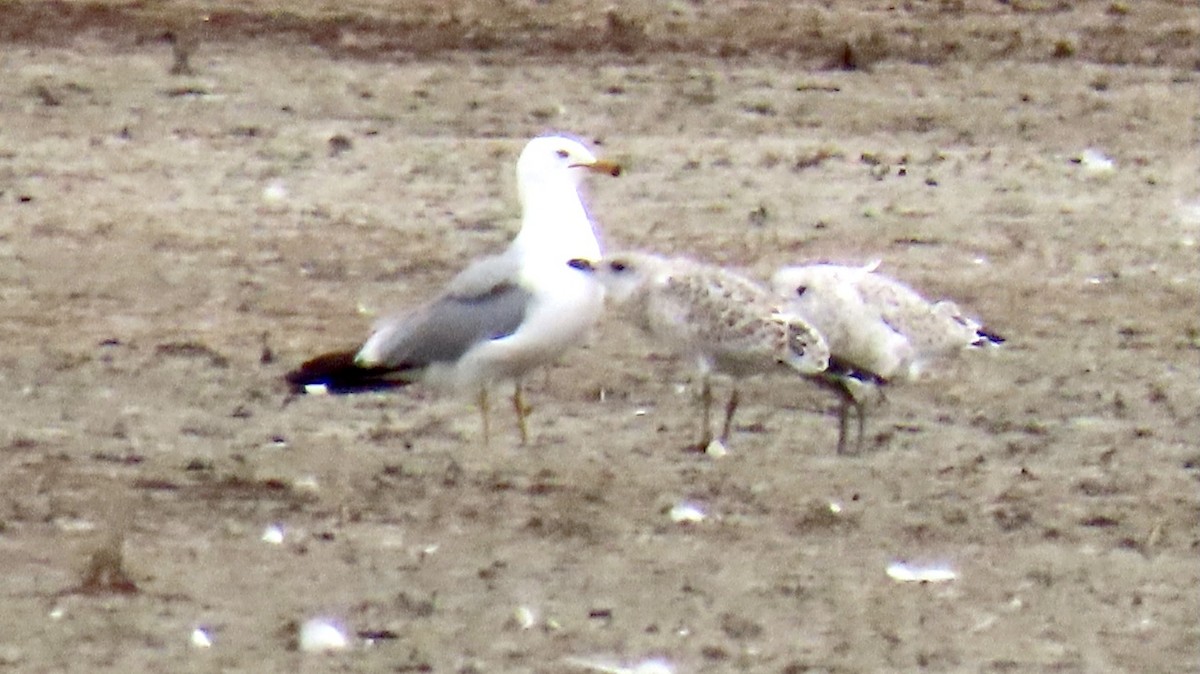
xmin=569 ymin=252 xmax=832 ymax=450
xmin=771 ymin=261 xmax=1005 ymax=453
xmin=285 ymin=135 xmax=621 ymax=445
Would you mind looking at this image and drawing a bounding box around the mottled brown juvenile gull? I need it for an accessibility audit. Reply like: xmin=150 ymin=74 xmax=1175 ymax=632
xmin=771 ymin=261 xmax=1004 ymax=453
xmin=569 ymin=252 xmax=835 ymax=450
xmin=286 ymin=135 xmax=621 ymax=445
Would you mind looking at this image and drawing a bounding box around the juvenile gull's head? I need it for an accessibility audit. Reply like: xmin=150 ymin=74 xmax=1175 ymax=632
xmin=567 ymin=251 xmax=665 ymax=304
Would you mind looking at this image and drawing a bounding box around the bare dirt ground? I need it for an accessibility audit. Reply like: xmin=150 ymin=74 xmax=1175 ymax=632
xmin=1 ymin=1 xmax=1198 ymax=671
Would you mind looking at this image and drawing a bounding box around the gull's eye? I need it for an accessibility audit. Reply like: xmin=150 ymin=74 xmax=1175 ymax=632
xmin=795 ymin=286 xmax=808 ymax=297
xmin=610 ymin=261 xmax=628 ymax=273
xmin=555 ymin=149 xmax=570 ymax=159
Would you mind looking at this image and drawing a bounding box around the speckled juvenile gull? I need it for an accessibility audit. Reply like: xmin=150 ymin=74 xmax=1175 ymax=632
xmin=771 ymin=260 xmax=1004 ymax=453
xmin=285 ymin=135 xmax=621 ymax=445
xmin=569 ymin=252 xmax=833 ymax=449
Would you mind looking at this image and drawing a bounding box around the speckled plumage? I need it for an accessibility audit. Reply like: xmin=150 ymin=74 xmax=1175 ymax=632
xmin=771 ymin=261 xmax=1004 ymax=453
xmin=597 ymin=253 xmax=828 ymax=378
xmin=771 ymin=261 xmax=1001 ymax=381
xmin=576 ymin=251 xmax=830 ymax=448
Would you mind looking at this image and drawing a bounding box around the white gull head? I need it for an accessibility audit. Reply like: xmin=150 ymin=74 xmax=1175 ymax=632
xmin=512 ymin=136 xmax=619 ymax=263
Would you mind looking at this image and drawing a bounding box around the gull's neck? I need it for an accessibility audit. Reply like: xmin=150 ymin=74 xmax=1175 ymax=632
xmin=511 ymin=173 xmax=602 ymax=262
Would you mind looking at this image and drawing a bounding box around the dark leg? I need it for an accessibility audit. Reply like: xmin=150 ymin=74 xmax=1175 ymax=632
xmin=836 ymin=395 xmax=851 ymax=455
xmin=854 ymin=397 xmax=867 ymax=453
xmin=697 ymin=376 xmax=714 ymax=449
xmin=720 ymin=388 xmax=740 ymax=443
xmin=834 ymin=384 xmax=869 ymax=455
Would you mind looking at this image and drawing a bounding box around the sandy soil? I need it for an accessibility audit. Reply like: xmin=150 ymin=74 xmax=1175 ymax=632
xmin=0 ymin=1 xmax=1198 ymax=671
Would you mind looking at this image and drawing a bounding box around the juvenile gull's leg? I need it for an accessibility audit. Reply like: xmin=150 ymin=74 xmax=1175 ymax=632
xmin=719 ymin=388 xmax=741 ymax=444
xmin=697 ymin=375 xmax=715 ymax=449
xmin=852 ymin=396 xmax=866 ymax=454
xmin=831 ymin=378 xmax=869 ymax=455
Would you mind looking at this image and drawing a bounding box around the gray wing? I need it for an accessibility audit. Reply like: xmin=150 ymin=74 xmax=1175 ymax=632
xmin=358 ymin=251 xmax=531 ymax=369
xmin=442 ymin=247 xmax=522 ymax=299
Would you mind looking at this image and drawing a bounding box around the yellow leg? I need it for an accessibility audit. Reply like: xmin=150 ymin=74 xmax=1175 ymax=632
xmin=477 ymin=386 xmax=490 ymax=448
xmin=512 ymin=379 xmax=530 ymax=445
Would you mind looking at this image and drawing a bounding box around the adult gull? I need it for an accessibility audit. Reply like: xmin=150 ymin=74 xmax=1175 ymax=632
xmin=286 ymin=135 xmax=621 ymax=445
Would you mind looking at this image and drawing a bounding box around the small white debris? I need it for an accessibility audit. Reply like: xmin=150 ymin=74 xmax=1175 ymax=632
xmin=0 ymin=645 xmax=22 ymax=666
xmin=48 ymin=606 xmax=65 ymax=621
xmin=631 ymin=660 xmax=674 ymax=674
xmin=261 ymin=180 xmax=289 ymax=205
xmin=292 ymin=475 xmax=320 ymax=492
xmin=303 ymin=383 xmax=330 ymax=396
xmin=564 ymin=656 xmax=675 ymax=674
xmin=828 ymin=501 xmax=843 ymax=514
xmin=1176 ymin=198 xmax=1200 ymax=226
xmin=1077 ymin=148 xmax=1115 ymax=176
xmin=513 ymin=605 xmax=537 ymax=630
xmin=704 ymin=438 xmax=728 ymax=457
xmin=633 ymin=408 xmax=648 ymax=417
xmin=190 ymin=627 xmax=213 ymax=649
xmin=419 ymin=543 xmax=439 ymax=558
xmin=261 ymin=524 xmax=285 ymax=545
xmin=886 ymin=561 xmax=957 ymax=583
xmin=971 ymin=615 xmax=997 ymax=633
xmin=54 ymin=518 xmax=97 ymax=533
xmin=298 ymin=618 xmax=348 ymax=653
xmin=668 ymin=502 xmax=706 ymax=524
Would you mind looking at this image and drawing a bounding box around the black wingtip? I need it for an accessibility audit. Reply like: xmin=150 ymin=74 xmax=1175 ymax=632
xmin=975 ymin=328 xmax=1006 ymax=346
xmin=285 ymin=350 xmax=413 ymax=394
xmin=285 ymin=350 xmax=355 ymax=391
xmin=826 ymin=356 xmax=888 ymax=386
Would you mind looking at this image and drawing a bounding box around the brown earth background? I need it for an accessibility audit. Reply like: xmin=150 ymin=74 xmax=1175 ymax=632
xmin=1 ymin=1 xmax=1198 ymax=672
